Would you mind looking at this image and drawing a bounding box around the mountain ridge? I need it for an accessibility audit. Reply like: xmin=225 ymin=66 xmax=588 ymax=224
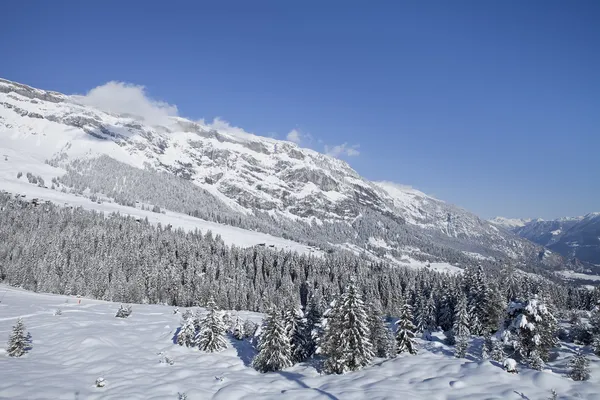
xmin=0 ymin=77 xmax=566 ymax=273
xmin=491 ymin=213 xmax=600 ymax=267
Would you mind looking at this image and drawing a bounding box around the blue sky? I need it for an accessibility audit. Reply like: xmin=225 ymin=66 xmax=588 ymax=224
xmin=1 ymin=0 xmax=598 ymax=219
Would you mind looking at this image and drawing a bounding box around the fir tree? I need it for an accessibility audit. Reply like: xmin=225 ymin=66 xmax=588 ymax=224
xmin=455 ymin=335 xmax=468 ymax=358
xmin=503 ymin=295 xmax=557 ymax=370
xmin=395 ymin=303 xmax=418 ymax=355
xmin=590 ymin=301 xmax=600 ymax=335
xmin=321 ymin=278 xmax=374 ymax=374
xmin=7 ymin=318 xmax=29 ymax=357
xmin=253 ymin=308 xmax=293 ymax=372
xmin=231 ymin=316 xmax=245 ymax=340
xmin=482 ymin=332 xmax=492 ymax=360
xmin=368 ymin=302 xmax=393 ymax=358
xmin=568 ymin=351 xmax=590 ymax=381
xmin=490 ymin=338 xmax=505 ymax=362
xmin=415 ymin=291 xmax=436 ymax=337
xmin=243 ymin=319 xmax=258 ymax=339
xmin=177 ymin=315 xmax=197 ymax=347
xmin=448 ymin=294 xmax=470 ymax=346
xmin=196 ymin=299 xmax=228 ymax=352
xmin=284 ymin=305 xmax=309 ymax=362
xmin=593 ymin=335 xmax=600 ymax=357
xmin=438 ymin=285 xmax=455 ymax=333
xmin=305 ymin=295 xmax=324 ymax=358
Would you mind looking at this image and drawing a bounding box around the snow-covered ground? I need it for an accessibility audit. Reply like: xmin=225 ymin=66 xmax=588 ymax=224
xmin=0 ymin=149 xmax=319 ymax=256
xmin=2 ymin=285 xmax=599 ymax=400
xmin=557 ymin=270 xmax=600 ymax=283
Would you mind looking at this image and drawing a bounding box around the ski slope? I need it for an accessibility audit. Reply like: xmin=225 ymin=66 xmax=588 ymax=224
xmin=1 ymin=285 xmax=599 ymax=399
xmin=0 ymin=148 xmax=319 ymax=256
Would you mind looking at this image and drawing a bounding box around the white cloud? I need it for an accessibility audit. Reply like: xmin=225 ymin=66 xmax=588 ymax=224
xmin=286 ymin=129 xmax=302 ymax=144
xmin=75 ymin=81 xmax=178 ymax=125
xmin=199 ymin=117 xmax=258 ymax=140
xmin=325 ymin=143 xmax=360 ymax=158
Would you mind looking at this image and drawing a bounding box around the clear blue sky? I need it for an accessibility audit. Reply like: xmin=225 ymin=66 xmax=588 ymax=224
xmin=1 ymin=0 xmax=598 ymax=219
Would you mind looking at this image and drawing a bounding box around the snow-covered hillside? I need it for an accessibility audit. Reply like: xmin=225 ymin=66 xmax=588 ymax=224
xmin=0 ymin=148 xmax=318 ymax=255
xmin=1 ymin=285 xmax=599 ymax=400
xmin=0 ymin=77 xmax=565 ymax=271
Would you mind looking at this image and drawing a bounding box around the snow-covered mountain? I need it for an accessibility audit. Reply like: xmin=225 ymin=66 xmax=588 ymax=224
xmin=492 ymin=213 xmax=600 ymax=266
xmin=489 ymin=216 xmax=533 ymax=229
xmin=0 ymin=78 xmax=565 ymax=271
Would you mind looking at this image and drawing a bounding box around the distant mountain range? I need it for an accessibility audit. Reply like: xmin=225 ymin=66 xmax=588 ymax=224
xmin=0 ymin=77 xmax=568 ymax=274
xmin=491 ymin=213 xmax=600 ymax=267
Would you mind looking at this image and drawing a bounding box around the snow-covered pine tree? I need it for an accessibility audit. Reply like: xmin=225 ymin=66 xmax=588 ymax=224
xmin=490 ymin=337 xmax=505 ymax=362
xmin=395 ymin=302 xmax=418 ymax=355
xmin=177 ymin=315 xmax=197 ymax=347
xmin=503 ymin=295 xmax=557 ymax=370
xmin=192 ymin=309 xmax=202 ymax=332
xmin=593 ymin=335 xmax=600 ymax=357
xmin=455 ymin=335 xmax=468 ymax=358
xmin=438 ymin=284 xmax=455 ymax=333
xmin=482 ymin=332 xmax=492 ymax=360
xmin=231 ymin=316 xmax=245 ymax=340
xmin=7 ymin=318 xmax=29 ymax=357
xmin=196 ymin=299 xmax=227 ymax=353
xmin=414 ymin=291 xmax=436 ymax=338
xmin=305 ymin=295 xmax=324 ymax=358
xmin=321 ymin=278 xmax=374 ymax=374
xmin=448 ymin=294 xmax=469 ymax=346
xmin=568 ymin=351 xmax=590 ymax=381
xmin=590 ymin=300 xmax=600 ymax=335
xmin=243 ymin=319 xmax=258 ymax=339
xmin=252 ymin=308 xmax=293 ymax=372
xmin=368 ymin=302 xmax=393 ymax=358
xmin=284 ymin=305 xmax=309 ymax=362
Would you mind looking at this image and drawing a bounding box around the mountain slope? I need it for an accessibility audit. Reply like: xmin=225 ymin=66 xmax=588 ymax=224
xmin=491 ymin=214 xmax=600 ymax=266
xmin=0 ymin=77 xmax=565 ymax=272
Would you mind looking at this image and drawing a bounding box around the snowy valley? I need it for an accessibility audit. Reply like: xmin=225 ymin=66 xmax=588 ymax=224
xmin=2 ymin=77 xmax=600 ymax=400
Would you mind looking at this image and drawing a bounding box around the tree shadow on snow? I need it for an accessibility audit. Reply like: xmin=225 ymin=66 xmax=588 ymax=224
xmin=230 ymin=336 xmax=256 ymax=367
xmin=513 ymin=391 xmax=531 ymax=400
xmin=171 ymin=327 xmax=181 ymax=345
xmin=25 ymin=332 xmax=33 ymax=352
xmin=277 ymin=370 xmax=340 ymax=400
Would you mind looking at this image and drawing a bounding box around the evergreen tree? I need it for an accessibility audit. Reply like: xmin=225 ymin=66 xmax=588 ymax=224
xmin=438 ymin=285 xmax=455 ymax=333
xmin=455 ymin=335 xmax=468 ymax=358
xmin=243 ymin=319 xmax=258 ymax=339
xmin=590 ymin=301 xmax=600 ymax=335
xmin=368 ymin=302 xmax=393 ymax=358
xmin=482 ymin=332 xmax=492 ymax=360
xmin=304 ymin=295 xmax=323 ymax=357
xmin=196 ymin=299 xmax=227 ymax=353
xmin=448 ymin=294 xmax=470 ymax=346
xmin=395 ymin=303 xmax=418 ymax=355
xmin=415 ymin=291 xmax=436 ymax=337
xmin=284 ymin=305 xmax=309 ymax=362
xmin=503 ymin=295 xmax=557 ymax=370
xmin=231 ymin=316 xmax=245 ymax=340
xmin=321 ymin=278 xmax=374 ymax=374
xmin=490 ymin=338 xmax=505 ymax=362
xmin=253 ymin=308 xmax=293 ymax=372
xmin=177 ymin=315 xmax=197 ymax=347
xmin=568 ymin=351 xmax=590 ymax=381
xmin=7 ymin=318 xmax=29 ymax=357
xmin=592 ymin=335 xmax=600 ymax=357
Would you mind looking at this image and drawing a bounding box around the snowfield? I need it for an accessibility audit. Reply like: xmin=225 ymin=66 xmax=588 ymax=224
xmin=1 ymin=286 xmax=600 ymax=400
